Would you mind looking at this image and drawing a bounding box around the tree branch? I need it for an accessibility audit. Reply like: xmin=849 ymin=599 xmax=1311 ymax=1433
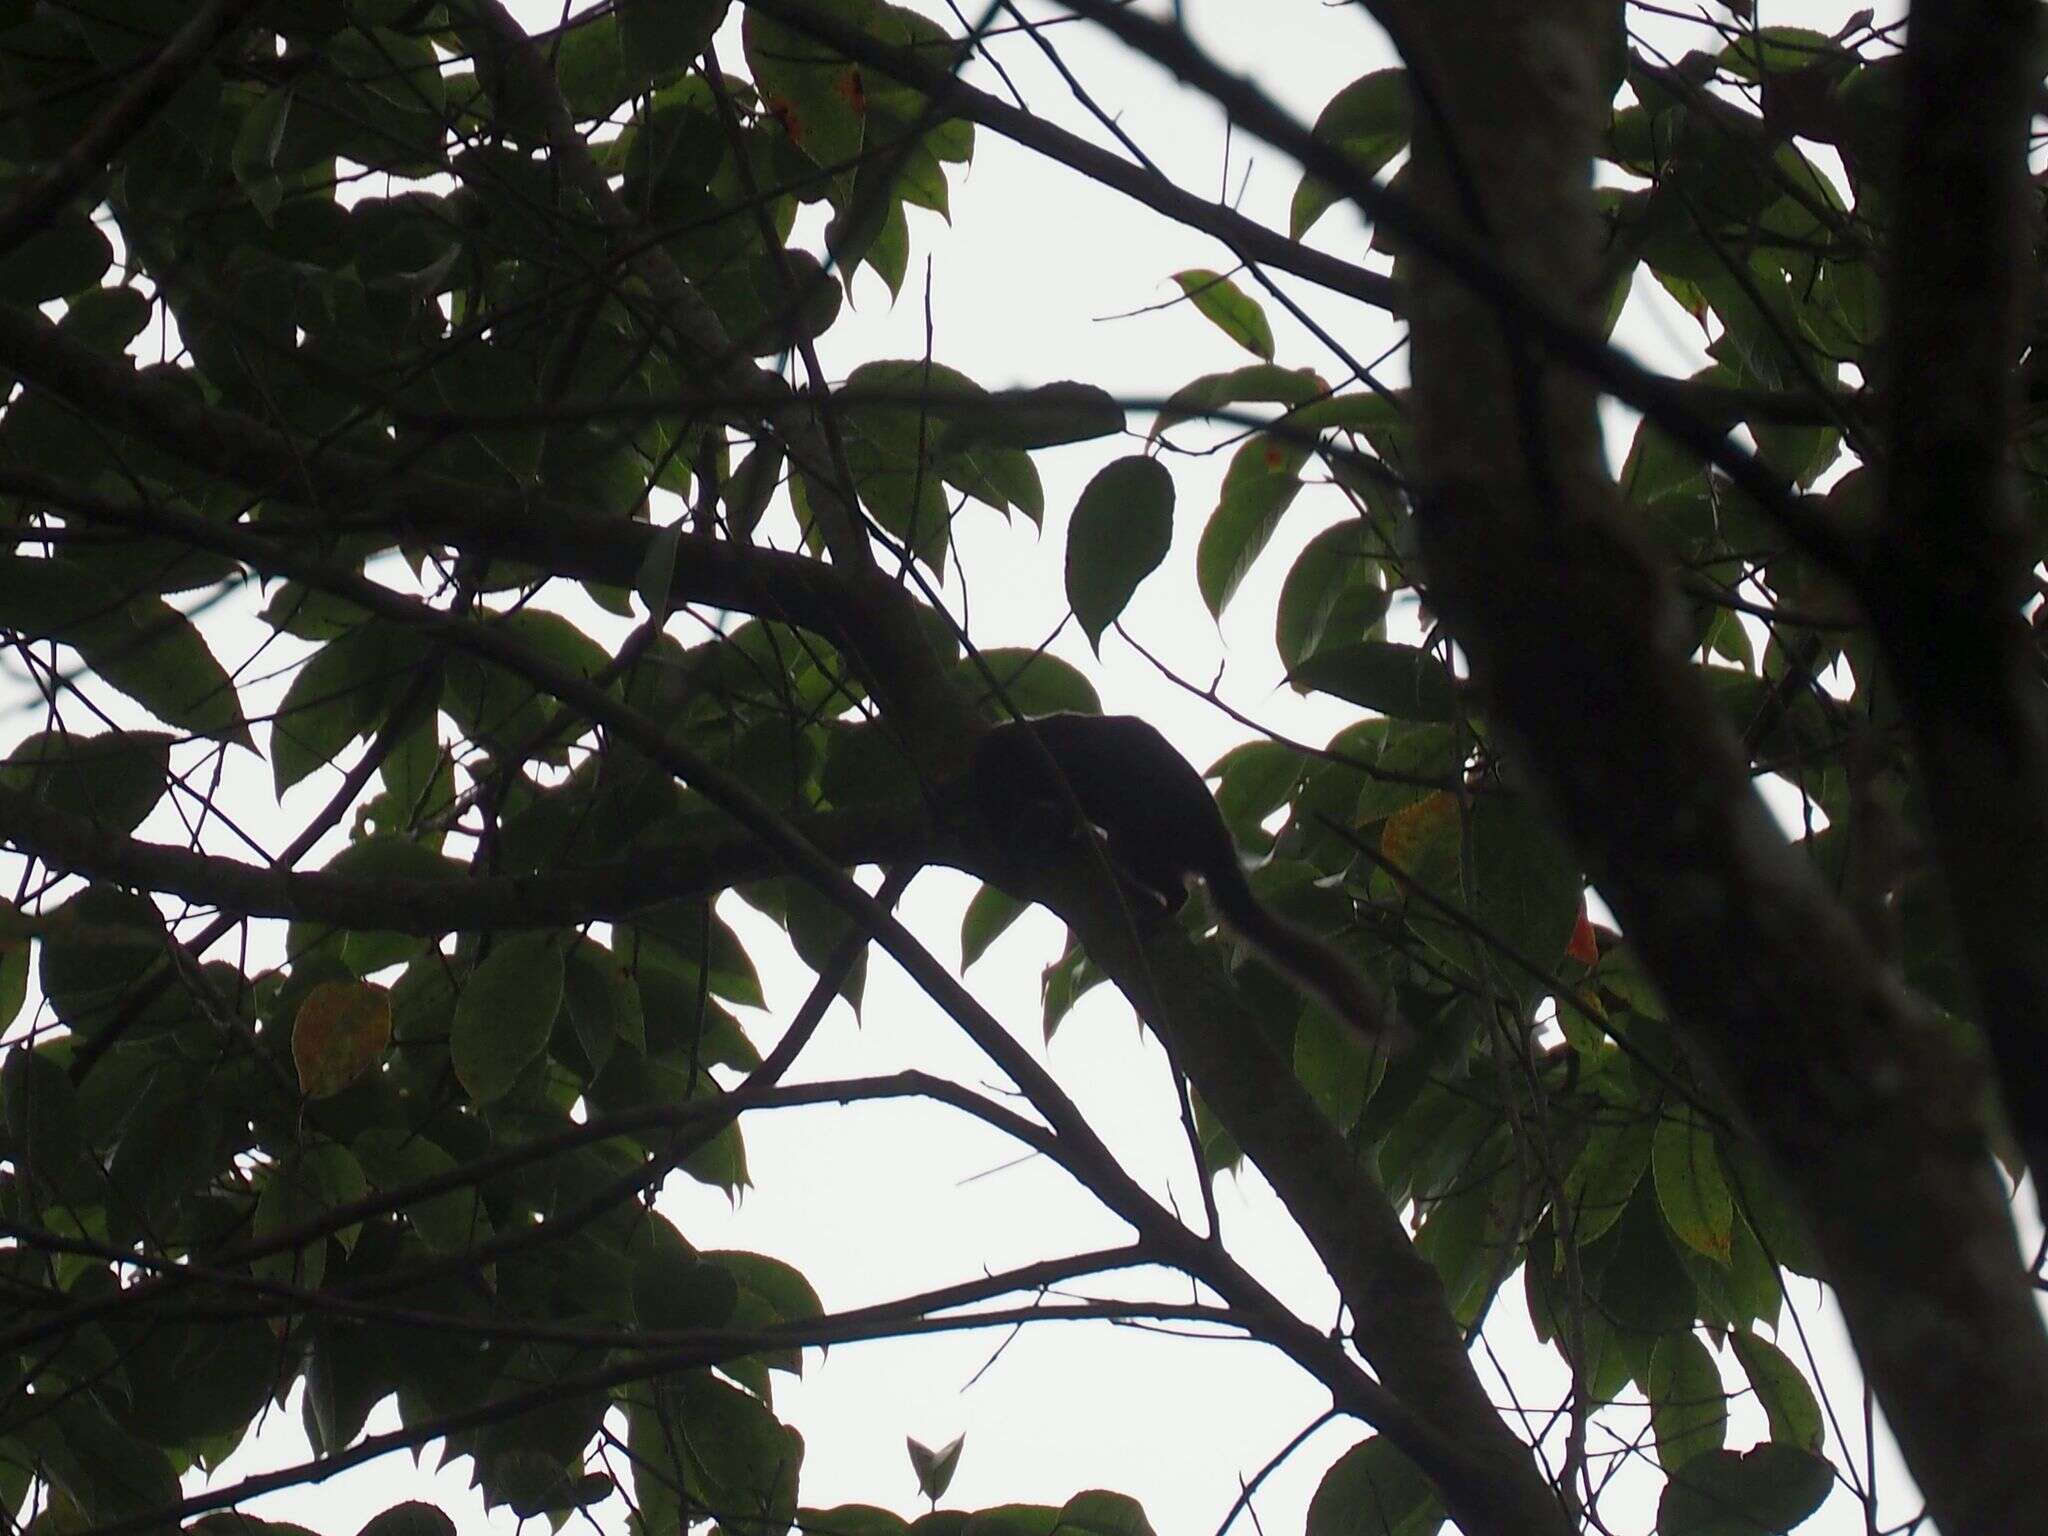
xmin=0 ymin=0 xmax=266 ymax=259
xmin=1392 ymin=5 xmax=2048 ymax=1533
xmin=0 ymin=783 xmax=938 ymax=933
xmin=1869 ymin=0 xmax=2048 ymax=1232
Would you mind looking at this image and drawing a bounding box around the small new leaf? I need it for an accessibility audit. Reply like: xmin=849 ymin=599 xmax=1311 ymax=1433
xmin=1172 ymin=269 xmax=1275 ymax=360
xmin=906 ymin=1433 xmax=964 ymax=1503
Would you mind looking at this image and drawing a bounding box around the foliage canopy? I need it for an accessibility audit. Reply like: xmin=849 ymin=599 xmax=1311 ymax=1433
xmin=3 ymin=3 xmax=2047 ymax=1536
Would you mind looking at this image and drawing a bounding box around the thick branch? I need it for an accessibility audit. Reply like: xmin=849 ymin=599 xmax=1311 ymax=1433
xmin=0 ymin=347 xmax=888 ymax=656
xmin=1870 ymin=0 xmax=2048 ymax=1218
xmin=1014 ymin=857 xmax=1573 ymax=1536
xmin=0 ymin=310 xmax=959 ymax=757
xmin=0 ymin=783 xmax=936 ymax=932
xmin=0 ymin=0 xmax=265 ymax=258
xmin=741 ymin=0 xmax=1398 ymax=314
xmin=1394 ymin=6 xmax=2048 ymax=1534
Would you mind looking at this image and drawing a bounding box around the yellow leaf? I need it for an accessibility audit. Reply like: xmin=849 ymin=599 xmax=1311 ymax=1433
xmin=292 ymin=979 xmax=393 ymax=1099
xmin=1380 ymin=789 xmax=1458 ymax=875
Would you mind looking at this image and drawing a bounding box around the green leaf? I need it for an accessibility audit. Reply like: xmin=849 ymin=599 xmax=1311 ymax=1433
xmin=1730 ymin=1330 xmax=1823 ymax=1452
xmin=956 ymin=648 xmax=1102 ymax=718
xmin=1620 ymin=409 xmax=1710 ymax=508
xmin=959 ymin=1507 xmax=1059 ymax=1536
xmin=378 ymin=717 xmax=453 ymax=842
xmin=837 ymin=359 xmax=984 ymax=574
xmin=3 ymin=1044 xmax=83 ymax=1199
xmin=960 ymin=884 xmax=1026 ymax=970
xmin=1468 ymin=792 xmax=1583 ymax=979
xmin=1645 ymin=1332 xmax=1728 ymax=1470
xmin=945 ymin=382 xmax=1124 ymax=450
xmin=1056 ymin=1491 xmax=1154 ymax=1536
xmin=253 ymin=1153 xmax=331 ymax=1289
xmin=1151 ymin=363 xmax=1326 ymax=439
xmin=832 ymin=179 xmax=910 ymax=296
xmin=231 ymin=85 xmax=294 ymax=220
xmin=286 ymin=836 xmax=464 ymax=974
xmin=451 ymin=934 xmax=566 ymax=1104
xmin=551 ymin=14 xmax=632 ymax=119
xmin=1275 ymin=520 xmax=1390 ymax=673
xmin=1290 ymin=69 xmax=1411 ymax=239
xmin=1598 ymin=1187 xmax=1701 ymax=1340
xmin=1654 ymin=1105 xmax=1735 ymax=1263
xmin=1289 ymin=391 xmax=1405 ymax=435
xmin=0 ymin=905 xmax=26 ymax=1031
xmin=1287 ymin=640 xmax=1457 ymax=721
xmin=38 ymin=885 xmax=169 ymax=1037
xmin=563 ymin=937 xmax=645 ymax=1074
xmin=1719 ymin=26 xmax=1845 ymax=83
xmin=760 ymin=873 xmax=866 ymax=1013
xmin=622 ymin=899 xmax=766 ymax=1010
xmin=354 ymin=1126 xmax=491 ymax=1255
xmin=58 ymin=284 xmax=152 ymax=352
xmin=1208 ymin=739 xmax=1303 ymax=845
xmin=656 ymin=1371 xmax=803 ymax=1529
xmin=312 ymin=26 xmax=447 ymax=173
xmin=297 ymin=1138 xmax=370 ymax=1249
xmin=441 ymin=610 xmax=605 ymax=759
xmin=1171 ymin=269 xmax=1275 ymax=360
xmin=357 ymin=1504 xmax=458 ymax=1536
xmin=1656 ymin=1444 xmax=1834 ymax=1535
xmin=1 ymin=729 xmax=171 ymax=832
xmin=263 ymin=581 xmax=372 ymax=640
xmin=699 ymin=248 xmax=843 ymax=358
xmin=704 ymin=1248 xmax=823 ymax=1336
xmin=272 ymin=630 xmax=393 ymax=794
xmin=635 ymin=521 xmax=683 ymax=619
xmin=1066 ymin=455 xmax=1174 ymax=649
xmin=743 ymin=7 xmax=866 ymax=170
xmin=725 ymin=440 xmax=786 ymax=538
xmin=1563 ymin=1116 xmax=1653 ymax=1248
xmin=799 ymin=1508 xmax=910 ymax=1536
xmin=1196 ymin=434 xmax=1309 ymax=616
xmin=41 ymin=1395 xmax=181 ymax=1525
xmin=1305 ymin=1436 xmax=1442 ymax=1536
xmin=630 ymin=1223 xmax=737 ymax=1332
xmin=0 ymin=555 xmax=250 ymax=744
xmin=0 ymin=209 xmax=112 ymax=302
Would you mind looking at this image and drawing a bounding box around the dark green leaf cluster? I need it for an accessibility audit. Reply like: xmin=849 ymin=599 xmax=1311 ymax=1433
xmin=0 ymin=4 xmax=1973 ymax=1534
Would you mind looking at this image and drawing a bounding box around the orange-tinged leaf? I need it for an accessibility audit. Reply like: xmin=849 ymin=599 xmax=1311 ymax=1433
xmin=292 ymin=979 xmax=393 ymax=1098
xmin=1380 ymin=790 xmax=1458 ymax=876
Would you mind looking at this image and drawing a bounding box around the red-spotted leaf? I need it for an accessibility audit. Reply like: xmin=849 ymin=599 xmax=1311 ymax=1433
xmin=1196 ymin=434 xmax=1308 ymax=616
